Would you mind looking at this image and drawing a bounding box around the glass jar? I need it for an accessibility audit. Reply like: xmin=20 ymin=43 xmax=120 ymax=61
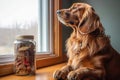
xmin=14 ymin=35 xmax=36 ymax=75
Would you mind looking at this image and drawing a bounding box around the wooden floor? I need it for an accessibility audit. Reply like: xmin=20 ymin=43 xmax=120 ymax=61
xmin=0 ymin=63 xmax=66 ymax=80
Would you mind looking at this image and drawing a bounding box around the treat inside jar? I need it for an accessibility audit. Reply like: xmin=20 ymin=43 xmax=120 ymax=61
xmin=14 ymin=37 xmax=35 ymax=75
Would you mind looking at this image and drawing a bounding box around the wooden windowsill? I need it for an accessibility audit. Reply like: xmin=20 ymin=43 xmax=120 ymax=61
xmin=0 ymin=63 xmax=66 ymax=80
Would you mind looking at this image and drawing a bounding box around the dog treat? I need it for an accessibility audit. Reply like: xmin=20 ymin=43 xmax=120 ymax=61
xmin=14 ymin=35 xmax=36 ymax=75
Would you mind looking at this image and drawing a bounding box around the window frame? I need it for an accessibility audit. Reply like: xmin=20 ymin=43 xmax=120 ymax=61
xmin=0 ymin=0 xmax=67 ymax=76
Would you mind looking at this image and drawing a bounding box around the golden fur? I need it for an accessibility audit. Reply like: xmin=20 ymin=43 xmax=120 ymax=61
xmin=53 ymin=3 xmax=120 ymax=80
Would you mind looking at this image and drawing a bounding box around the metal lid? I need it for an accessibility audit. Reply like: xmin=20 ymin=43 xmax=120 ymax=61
xmin=16 ymin=35 xmax=34 ymax=40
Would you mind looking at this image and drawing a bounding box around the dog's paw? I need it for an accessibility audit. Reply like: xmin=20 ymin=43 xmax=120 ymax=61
xmin=53 ymin=70 xmax=67 ymax=80
xmin=67 ymin=71 xmax=80 ymax=80
xmin=68 ymin=71 xmax=97 ymax=80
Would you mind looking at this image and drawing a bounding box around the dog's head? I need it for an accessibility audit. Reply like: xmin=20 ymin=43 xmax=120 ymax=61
xmin=57 ymin=3 xmax=104 ymax=34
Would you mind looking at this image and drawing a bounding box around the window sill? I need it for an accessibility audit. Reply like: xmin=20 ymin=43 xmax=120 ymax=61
xmin=0 ymin=63 xmax=66 ymax=80
xmin=0 ymin=54 xmax=67 ymax=76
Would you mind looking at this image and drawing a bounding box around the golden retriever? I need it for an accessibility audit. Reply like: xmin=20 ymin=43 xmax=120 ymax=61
xmin=53 ymin=3 xmax=120 ymax=80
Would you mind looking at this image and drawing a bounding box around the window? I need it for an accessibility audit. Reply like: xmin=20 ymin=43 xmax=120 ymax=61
xmin=0 ymin=0 xmax=38 ymax=64
xmin=0 ymin=0 xmax=51 ymax=56
xmin=0 ymin=0 xmax=66 ymax=76
xmin=0 ymin=0 xmax=38 ymax=56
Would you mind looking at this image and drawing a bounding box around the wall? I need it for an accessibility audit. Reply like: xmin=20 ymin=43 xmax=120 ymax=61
xmin=61 ymin=0 xmax=120 ymax=53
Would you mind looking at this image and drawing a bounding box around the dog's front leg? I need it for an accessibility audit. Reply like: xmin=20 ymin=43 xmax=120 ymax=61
xmin=53 ymin=65 xmax=73 ymax=80
xmin=67 ymin=67 xmax=106 ymax=80
xmin=53 ymin=59 xmax=73 ymax=80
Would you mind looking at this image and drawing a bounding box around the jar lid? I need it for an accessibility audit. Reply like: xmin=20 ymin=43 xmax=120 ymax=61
xmin=16 ymin=35 xmax=34 ymax=40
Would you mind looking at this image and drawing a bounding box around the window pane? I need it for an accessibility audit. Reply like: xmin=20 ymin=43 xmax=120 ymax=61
xmin=0 ymin=0 xmax=39 ymax=55
xmin=0 ymin=0 xmax=52 ymax=56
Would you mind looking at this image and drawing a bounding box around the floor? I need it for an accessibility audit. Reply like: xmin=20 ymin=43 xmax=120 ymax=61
xmin=0 ymin=63 xmax=66 ymax=80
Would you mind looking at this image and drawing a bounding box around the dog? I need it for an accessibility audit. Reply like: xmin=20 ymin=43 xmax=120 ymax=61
xmin=53 ymin=3 xmax=120 ymax=80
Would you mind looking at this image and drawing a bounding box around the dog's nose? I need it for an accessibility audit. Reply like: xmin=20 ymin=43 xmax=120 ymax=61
xmin=56 ymin=10 xmax=61 ymax=14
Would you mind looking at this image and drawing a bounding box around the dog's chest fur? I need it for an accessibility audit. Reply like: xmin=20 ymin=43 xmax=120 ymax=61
xmin=66 ymin=32 xmax=89 ymax=56
xmin=67 ymin=33 xmax=87 ymax=53
xmin=71 ymin=55 xmax=95 ymax=69
xmin=66 ymin=33 xmax=93 ymax=69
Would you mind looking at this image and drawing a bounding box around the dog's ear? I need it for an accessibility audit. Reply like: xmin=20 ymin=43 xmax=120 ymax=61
xmin=78 ymin=7 xmax=100 ymax=34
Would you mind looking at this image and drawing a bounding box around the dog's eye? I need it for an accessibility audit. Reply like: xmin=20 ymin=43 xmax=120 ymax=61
xmin=74 ymin=16 xmax=78 ymax=20
xmin=69 ymin=21 xmax=74 ymax=25
xmin=65 ymin=12 xmax=70 ymax=18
